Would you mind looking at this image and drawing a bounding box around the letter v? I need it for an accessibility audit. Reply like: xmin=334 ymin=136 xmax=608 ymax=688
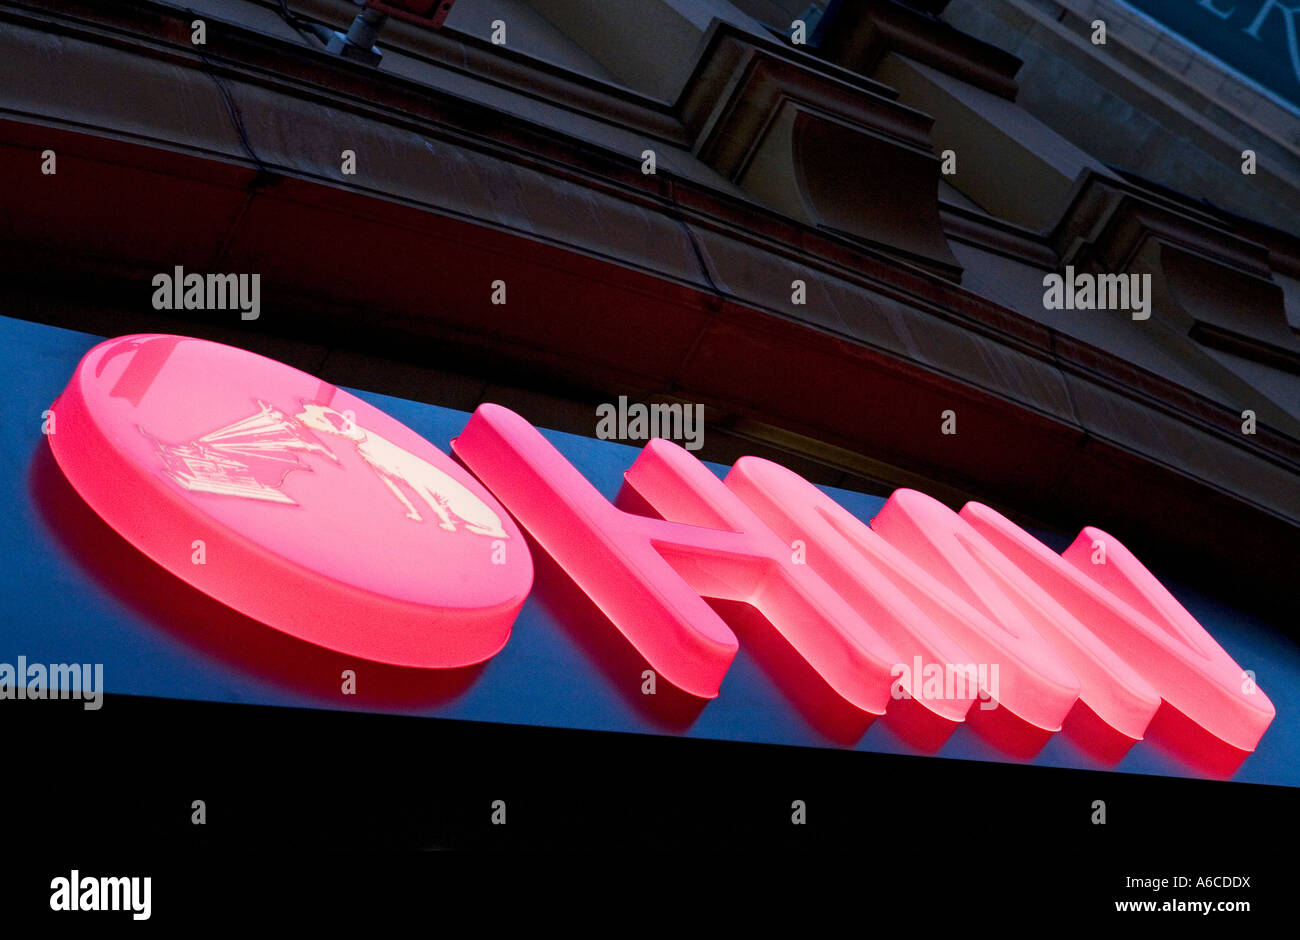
xmin=872 ymin=490 xmax=1160 ymax=738
xmin=729 ymin=462 xmax=1081 ymax=730
xmin=961 ymin=502 xmax=1275 ymax=751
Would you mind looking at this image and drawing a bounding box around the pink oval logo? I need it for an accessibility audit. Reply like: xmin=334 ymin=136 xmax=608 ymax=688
xmin=48 ymin=334 xmax=532 ymax=668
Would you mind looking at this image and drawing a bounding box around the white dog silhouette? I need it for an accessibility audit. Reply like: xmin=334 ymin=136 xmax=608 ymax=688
xmin=295 ymin=403 xmax=508 ymax=538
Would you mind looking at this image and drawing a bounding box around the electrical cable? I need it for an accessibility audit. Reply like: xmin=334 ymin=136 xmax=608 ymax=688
xmin=274 ymin=0 xmax=334 ymax=46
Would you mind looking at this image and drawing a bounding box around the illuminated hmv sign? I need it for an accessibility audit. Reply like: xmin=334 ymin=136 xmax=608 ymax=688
xmin=47 ymin=335 xmax=1275 ymax=753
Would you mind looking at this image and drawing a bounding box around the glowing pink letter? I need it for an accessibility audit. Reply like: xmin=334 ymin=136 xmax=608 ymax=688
xmin=870 ymin=490 xmax=1161 ymax=739
xmin=453 ymin=404 xmax=903 ymax=709
xmin=727 ymin=461 xmax=1081 ymax=729
xmin=960 ymin=502 xmax=1275 ymax=751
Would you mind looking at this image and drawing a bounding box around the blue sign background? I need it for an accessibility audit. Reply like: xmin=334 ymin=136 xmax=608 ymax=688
xmin=2 ymin=314 xmax=1297 ymax=786
xmin=1120 ymin=0 xmax=1300 ymax=112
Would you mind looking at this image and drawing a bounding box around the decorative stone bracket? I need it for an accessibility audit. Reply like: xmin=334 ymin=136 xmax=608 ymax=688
xmin=1054 ymin=171 xmax=1293 ymax=347
xmin=679 ymin=21 xmax=962 ymax=281
xmin=815 ymin=0 xmax=1021 ymax=100
xmin=1053 ymin=170 xmax=1300 ymax=434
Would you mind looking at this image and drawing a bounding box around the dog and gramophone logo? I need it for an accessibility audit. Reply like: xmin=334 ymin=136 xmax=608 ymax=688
xmin=139 ymin=398 xmax=509 ymax=538
xmin=44 ymin=333 xmax=534 ymax=671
